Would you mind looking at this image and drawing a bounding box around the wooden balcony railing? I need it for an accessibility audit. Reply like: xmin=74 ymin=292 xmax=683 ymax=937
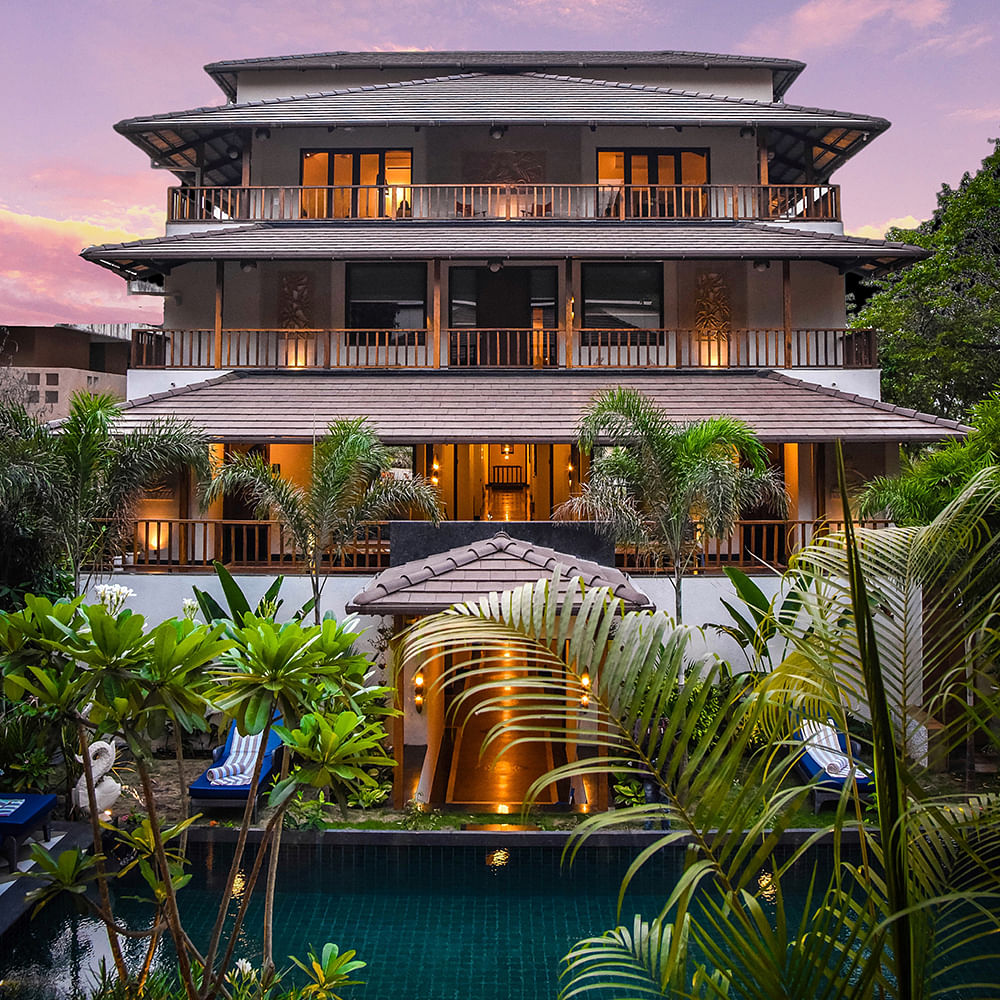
xmin=131 ymin=327 xmax=877 ymax=370
xmin=124 ymin=519 xmax=391 ymax=572
xmin=616 ymin=518 xmax=891 ymax=574
xmin=117 ymin=518 xmax=887 ymax=574
xmin=167 ymin=183 xmax=841 ymax=224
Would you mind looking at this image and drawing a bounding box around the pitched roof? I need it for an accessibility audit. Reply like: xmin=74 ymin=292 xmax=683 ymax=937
xmin=82 ymin=220 xmax=925 ymax=280
xmin=346 ymin=530 xmax=653 ymax=614
xmin=203 ymin=49 xmax=806 ymax=101
xmin=108 ymin=369 xmax=967 ymax=444
xmin=118 ymin=71 xmax=882 ymax=132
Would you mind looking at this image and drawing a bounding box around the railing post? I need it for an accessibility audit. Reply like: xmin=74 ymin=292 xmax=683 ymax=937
xmin=213 ymin=261 xmax=224 ymax=369
xmin=432 ymin=260 xmax=442 ymax=368
xmin=564 ymin=258 xmax=574 ymax=368
xmin=782 ymin=261 xmax=793 ymax=367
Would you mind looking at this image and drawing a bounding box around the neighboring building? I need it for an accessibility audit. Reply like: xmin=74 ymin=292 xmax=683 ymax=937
xmin=80 ymin=50 xmax=965 ymax=808
xmin=1 ymin=324 xmax=129 ymax=418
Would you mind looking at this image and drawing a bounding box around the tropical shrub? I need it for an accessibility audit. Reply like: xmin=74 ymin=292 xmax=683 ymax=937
xmin=0 ymin=592 xmax=389 ymax=999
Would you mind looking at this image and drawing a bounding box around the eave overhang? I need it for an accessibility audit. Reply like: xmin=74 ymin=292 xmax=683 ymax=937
xmin=116 ymin=72 xmax=887 ymax=184
xmin=105 ymin=369 xmax=968 ymax=445
xmin=81 ymin=220 xmax=927 ymax=281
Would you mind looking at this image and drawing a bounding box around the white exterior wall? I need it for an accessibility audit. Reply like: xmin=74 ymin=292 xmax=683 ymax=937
xmin=102 ymin=570 xmax=782 ymax=670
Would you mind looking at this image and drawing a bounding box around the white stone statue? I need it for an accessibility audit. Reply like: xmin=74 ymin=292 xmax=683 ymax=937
xmin=71 ymin=740 xmax=122 ymax=816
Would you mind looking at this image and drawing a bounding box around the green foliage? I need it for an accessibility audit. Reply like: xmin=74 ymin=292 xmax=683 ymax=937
xmin=399 ymin=532 xmax=1000 ymax=1000
xmin=285 ymin=790 xmax=332 ymax=830
xmin=203 ymin=417 xmax=441 ymax=623
xmin=858 ymin=392 xmax=1000 ymax=524
xmin=0 ymin=391 xmax=209 ymax=596
xmin=559 ymin=387 xmax=787 ymax=620
xmin=192 ymin=562 xmax=316 ymax=625
xmin=855 ymin=139 xmax=1000 ymax=420
xmin=0 ymin=593 xmax=379 ymax=999
xmin=0 ymin=702 xmax=55 ymax=792
xmin=289 ymin=943 xmax=365 ymax=1000
xmin=20 ymin=844 xmax=101 ymax=916
xmin=346 ymin=777 xmax=392 ymax=809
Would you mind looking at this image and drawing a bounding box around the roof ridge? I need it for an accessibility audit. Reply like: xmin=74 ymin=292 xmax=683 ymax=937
xmin=760 ymin=371 xmax=970 ymax=431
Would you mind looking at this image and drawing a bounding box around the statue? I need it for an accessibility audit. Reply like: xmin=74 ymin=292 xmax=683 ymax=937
xmin=71 ymin=741 xmax=122 ymax=816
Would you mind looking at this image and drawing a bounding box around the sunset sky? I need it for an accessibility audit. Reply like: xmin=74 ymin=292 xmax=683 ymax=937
xmin=2 ymin=0 xmax=998 ymax=326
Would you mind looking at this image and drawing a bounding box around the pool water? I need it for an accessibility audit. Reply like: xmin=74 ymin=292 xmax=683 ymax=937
xmin=0 ymin=840 xmax=992 ymax=999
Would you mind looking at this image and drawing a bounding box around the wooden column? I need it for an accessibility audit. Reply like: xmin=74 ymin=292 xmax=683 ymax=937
xmin=757 ymin=128 xmax=769 ymax=186
xmin=213 ymin=260 xmax=224 ymax=368
xmin=431 ymin=259 xmax=442 ymax=368
xmin=782 ymin=260 xmax=793 ymax=367
xmin=563 ymin=258 xmax=574 ymax=367
xmin=392 ymin=615 xmax=406 ymax=809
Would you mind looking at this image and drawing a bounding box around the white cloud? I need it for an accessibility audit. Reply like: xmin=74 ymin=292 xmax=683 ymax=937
xmin=846 ymin=214 xmax=924 ymax=240
xmin=949 ymin=106 xmax=1000 ymax=124
xmin=899 ymin=24 xmax=993 ymax=58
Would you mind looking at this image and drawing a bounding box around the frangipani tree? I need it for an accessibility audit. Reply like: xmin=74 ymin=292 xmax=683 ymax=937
xmin=558 ymin=387 xmax=787 ymax=621
xmin=204 ymin=417 xmax=441 ymax=624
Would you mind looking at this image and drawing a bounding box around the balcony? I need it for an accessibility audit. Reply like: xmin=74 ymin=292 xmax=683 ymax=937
xmin=167 ymin=183 xmax=841 ymax=224
xmin=131 ymin=326 xmax=877 ymax=371
xmin=118 ymin=518 xmax=888 ymax=574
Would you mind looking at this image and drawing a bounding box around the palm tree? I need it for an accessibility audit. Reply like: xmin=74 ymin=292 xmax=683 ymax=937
xmin=0 ymin=391 xmax=209 ymax=597
xmin=396 ymin=458 xmax=1000 ymax=999
xmin=558 ymin=386 xmax=787 ymax=621
xmin=204 ymin=417 xmax=442 ymax=623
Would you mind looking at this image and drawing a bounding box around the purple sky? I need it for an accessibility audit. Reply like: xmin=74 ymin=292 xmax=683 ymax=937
xmin=2 ymin=0 xmax=997 ymax=326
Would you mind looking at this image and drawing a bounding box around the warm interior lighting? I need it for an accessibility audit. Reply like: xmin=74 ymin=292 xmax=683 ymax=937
xmin=496 ymin=803 xmax=510 ymax=814
xmin=501 ymin=443 xmax=514 ymax=459
xmin=414 ymin=669 xmax=425 ymax=713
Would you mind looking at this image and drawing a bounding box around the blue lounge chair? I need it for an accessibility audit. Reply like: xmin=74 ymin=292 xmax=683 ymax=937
xmin=0 ymin=793 xmax=57 ymax=871
xmin=188 ymin=721 xmax=282 ymax=819
xmin=794 ymin=719 xmax=874 ymax=813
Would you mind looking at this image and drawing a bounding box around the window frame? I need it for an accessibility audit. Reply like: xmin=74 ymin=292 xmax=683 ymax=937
xmin=580 ymin=262 xmax=665 ymax=346
xmin=345 ymin=262 xmax=427 ymax=346
xmin=299 ymin=148 xmax=414 ymax=218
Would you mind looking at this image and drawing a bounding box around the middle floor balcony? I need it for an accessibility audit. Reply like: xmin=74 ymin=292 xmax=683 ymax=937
xmin=130 ymin=325 xmax=878 ymax=371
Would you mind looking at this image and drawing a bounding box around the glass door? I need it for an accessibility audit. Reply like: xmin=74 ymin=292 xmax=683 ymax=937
xmin=300 ymin=149 xmax=412 ymax=218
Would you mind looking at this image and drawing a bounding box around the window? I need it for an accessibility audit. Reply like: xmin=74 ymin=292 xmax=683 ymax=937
xmin=448 ymin=267 xmax=556 ymax=328
xmin=346 ymin=264 xmax=426 ymax=345
xmin=597 ymin=149 xmax=709 ymax=217
xmin=581 ymin=264 xmax=663 ymax=344
xmin=300 ymin=149 xmax=412 ymax=219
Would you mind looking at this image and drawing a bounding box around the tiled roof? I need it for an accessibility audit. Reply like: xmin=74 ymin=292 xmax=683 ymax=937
xmin=204 ymin=50 xmax=806 ymax=101
xmin=82 ymin=221 xmax=925 ymax=280
xmin=346 ymin=530 xmax=653 ymax=614
xmin=109 ymin=369 xmax=967 ymax=443
xmin=117 ymin=72 xmax=883 ymax=132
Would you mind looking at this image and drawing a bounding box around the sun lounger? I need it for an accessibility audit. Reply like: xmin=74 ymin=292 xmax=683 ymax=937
xmin=794 ymin=719 xmax=874 ymax=812
xmin=0 ymin=793 xmax=57 ymax=871
xmin=188 ymin=721 xmax=282 ymax=819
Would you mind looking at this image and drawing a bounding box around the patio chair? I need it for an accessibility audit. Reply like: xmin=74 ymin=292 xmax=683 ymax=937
xmin=188 ymin=720 xmax=283 ymax=820
xmin=794 ymin=719 xmax=874 ymax=813
xmin=0 ymin=793 xmax=57 ymax=871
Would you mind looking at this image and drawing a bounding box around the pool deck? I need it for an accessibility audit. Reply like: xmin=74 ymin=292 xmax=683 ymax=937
xmin=0 ymin=821 xmax=92 ymax=937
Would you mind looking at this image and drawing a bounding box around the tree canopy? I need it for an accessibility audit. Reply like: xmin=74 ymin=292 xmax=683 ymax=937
xmin=855 ymin=139 xmax=1000 ymax=421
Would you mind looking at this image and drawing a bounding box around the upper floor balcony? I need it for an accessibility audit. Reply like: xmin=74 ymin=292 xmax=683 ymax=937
xmin=167 ymin=183 xmax=841 ymax=225
xmin=131 ymin=325 xmax=877 ymax=371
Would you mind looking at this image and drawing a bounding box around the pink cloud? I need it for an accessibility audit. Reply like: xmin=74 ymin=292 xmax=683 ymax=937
xmin=740 ymin=0 xmax=949 ymax=56
xmin=0 ymin=209 xmax=163 ymax=327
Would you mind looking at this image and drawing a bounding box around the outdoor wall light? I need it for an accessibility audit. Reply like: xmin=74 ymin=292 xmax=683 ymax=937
xmin=414 ymin=669 xmax=425 ymax=713
xmin=489 ymin=125 xmax=506 ymax=141
xmin=580 ymin=670 xmax=591 ymax=707
xmin=501 ymin=443 xmax=513 ymax=458
xmin=488 ymin=259 xmax=503 ymax=273
xmin=226 ymin=145 xmax=240 ymax=160
xmin=254 ymin=127 xmax=271 ymax=140
xmin=240 ymin=260 xmax=257 ymax=273
xmin=752 ymin=259 xmax=771 ymax=272
xmin=739 ymin=126 xmax=755 ymax=138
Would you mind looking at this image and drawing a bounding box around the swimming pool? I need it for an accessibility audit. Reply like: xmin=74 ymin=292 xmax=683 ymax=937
xmin=0 ymin=834 xmax=991 ymax=999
